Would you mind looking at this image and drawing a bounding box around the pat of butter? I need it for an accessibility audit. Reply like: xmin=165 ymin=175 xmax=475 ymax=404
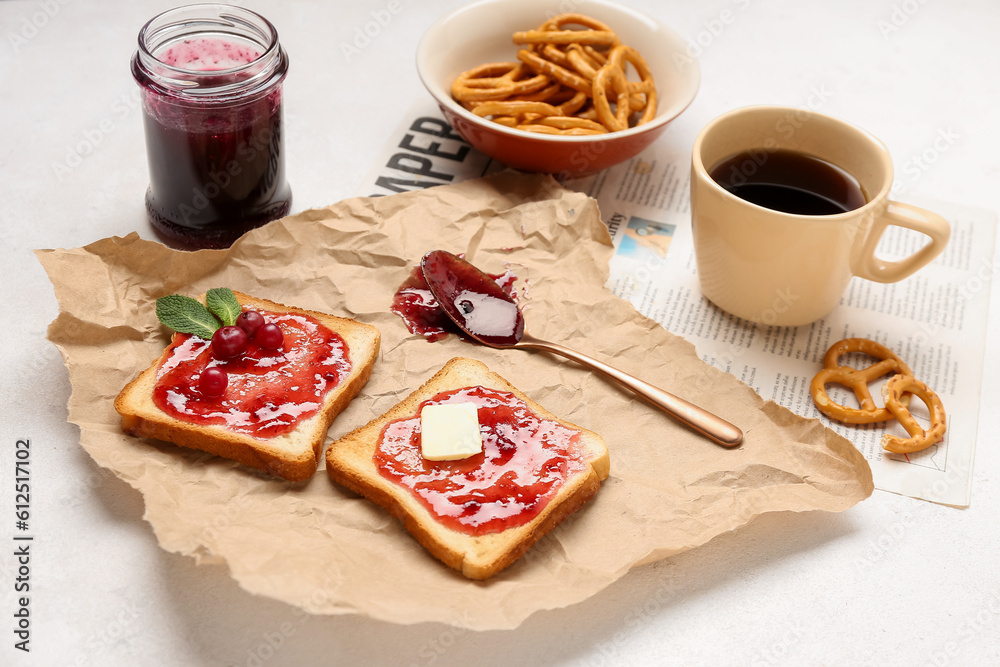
xmin=420 ymin=402 xmax=483 ymax=461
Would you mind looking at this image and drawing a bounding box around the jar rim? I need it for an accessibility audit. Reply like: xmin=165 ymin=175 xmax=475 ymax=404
xmin=133 ymin=3 xmax=287 ymax=102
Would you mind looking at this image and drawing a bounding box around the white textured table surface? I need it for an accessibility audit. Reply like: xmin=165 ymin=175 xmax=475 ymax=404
xmin=2 ymin=1 xmax=999 ymax=665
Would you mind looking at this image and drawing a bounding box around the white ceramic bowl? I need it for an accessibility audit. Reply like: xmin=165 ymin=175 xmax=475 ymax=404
xmin=416 ymin=0 xmax=700 ymax=177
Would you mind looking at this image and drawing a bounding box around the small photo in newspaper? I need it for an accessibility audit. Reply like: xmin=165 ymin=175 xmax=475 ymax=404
xmin=618 ymin=216 xmax=676 ymax=259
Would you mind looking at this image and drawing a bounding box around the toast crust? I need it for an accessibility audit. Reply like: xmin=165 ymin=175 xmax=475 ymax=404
xmin=326 ymin=357 xmax=610 ymax=579
xmin=115 ymin=292 xmax=380 ymax=481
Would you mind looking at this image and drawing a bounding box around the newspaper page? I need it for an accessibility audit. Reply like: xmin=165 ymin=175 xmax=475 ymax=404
xmin=357 ymin=99 xmax=996 ymax=507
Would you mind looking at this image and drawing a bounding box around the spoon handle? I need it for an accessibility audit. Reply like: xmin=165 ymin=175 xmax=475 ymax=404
xmin=518 ymin=333 xmax=743 ymax=447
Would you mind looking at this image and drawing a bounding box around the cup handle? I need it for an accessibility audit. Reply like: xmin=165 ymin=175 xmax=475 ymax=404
xmin=853 ymin=201 xmax=951 ymax=283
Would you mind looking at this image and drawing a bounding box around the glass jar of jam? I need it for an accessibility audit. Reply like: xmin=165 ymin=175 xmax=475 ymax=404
xmin=131 ymin=4 xmax=292 ymax=249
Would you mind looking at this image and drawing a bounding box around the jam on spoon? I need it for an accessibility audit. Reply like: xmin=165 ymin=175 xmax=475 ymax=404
xmin=419 ymin=250 xmax=744 ymax=448
xmin=418 ymin=251 xmax=524 ymax=347
xmin=391 ymin=259 xmax=518 ymax=342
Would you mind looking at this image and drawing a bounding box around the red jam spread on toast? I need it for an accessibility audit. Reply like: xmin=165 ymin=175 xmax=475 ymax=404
xmin=152 ymin=311 xmax=351 ymax=438
xmin=375 ymin=386 xmax=587 ymax=535
xmin=391 ymin=262 xmax=518 ymax=342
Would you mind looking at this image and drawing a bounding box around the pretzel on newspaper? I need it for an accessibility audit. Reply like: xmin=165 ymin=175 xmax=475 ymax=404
xmin=880 ymin=375 xmax=947 ymax=453
xmin=592 ymin=45 xmax=658 ymax=132
xmin=809 ymin=338 xmax=913 ymax=424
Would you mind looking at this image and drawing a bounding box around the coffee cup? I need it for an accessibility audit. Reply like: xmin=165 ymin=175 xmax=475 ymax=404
xmin=690 ymin=105 xmax=950 ymax=326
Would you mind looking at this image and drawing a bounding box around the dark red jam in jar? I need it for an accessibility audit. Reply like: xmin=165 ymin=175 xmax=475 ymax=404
xmin=152 ymin=311 xmax=351 ymax=439
xmin=131 ymin=5 xmax=291 ymax=249
xmin=374 ymin=386 xmax=587 ymax=536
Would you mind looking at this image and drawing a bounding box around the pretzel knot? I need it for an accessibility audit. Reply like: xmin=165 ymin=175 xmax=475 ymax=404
xmin=880 ymin=375 xmax=947 ymax=453
xmin=470 ymin=100 xmax=564 ymax=124
xmin=809 ymin=338 xmax=913 ymax=424
xmin=592 ymin=45 xmax=657 ymax=132
xmin=513 ymin=13 xmax=621 ymax=47
xmin=451 ymin=62 xmax=550 ymax=102
xmin=517 ymin=48 xmax=592 ymax=94
xmin=451 ymin=13 xmax=657 ymax=135
xmin=516 ymin=115 xmax=608 ymax=135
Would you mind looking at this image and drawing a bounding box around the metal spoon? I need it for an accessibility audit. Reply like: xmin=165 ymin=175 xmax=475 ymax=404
xmin=420 ymin=250 xmax=743 ymax=447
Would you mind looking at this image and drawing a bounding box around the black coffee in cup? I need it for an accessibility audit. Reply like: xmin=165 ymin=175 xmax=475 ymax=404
xmin=709 ymin=149 xmax=866 ymax=215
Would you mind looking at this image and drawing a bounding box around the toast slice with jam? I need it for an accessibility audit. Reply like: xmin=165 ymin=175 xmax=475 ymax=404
xmin=115 ymin=291 xmax=380 ymax=481
xmin=325 ymin=357 xmax=609 ymax=579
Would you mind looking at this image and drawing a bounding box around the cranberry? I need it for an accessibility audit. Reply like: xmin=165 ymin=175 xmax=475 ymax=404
xmin=255 ymin=322 xmax=284 ymax=349
xmin=212 ymin=325 xmax=248 ymax=358
xmin=236 ymin=310 xmax=264 ymax=338
xmin=198 ymin=367 xmax=228 ymax=397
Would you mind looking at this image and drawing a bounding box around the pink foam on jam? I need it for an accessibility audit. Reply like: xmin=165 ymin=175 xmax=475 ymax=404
xmin=152 ymin=310 xmax=351 ymax=439
xmin=374 ymin=386 xmax=587 ymax=536
xmin=158 ymin=37 xmax=261 ymax=70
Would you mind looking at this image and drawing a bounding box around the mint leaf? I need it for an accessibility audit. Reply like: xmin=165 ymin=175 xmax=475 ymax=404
xmin=206 ymin=288 xmax=241 ymax=327
xmin=156 ymin=295 xmax=221 ymax=339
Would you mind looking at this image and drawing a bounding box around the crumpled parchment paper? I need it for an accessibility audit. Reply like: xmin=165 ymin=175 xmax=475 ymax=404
xmin=37 ymin=171 xmax=873 ymax=630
